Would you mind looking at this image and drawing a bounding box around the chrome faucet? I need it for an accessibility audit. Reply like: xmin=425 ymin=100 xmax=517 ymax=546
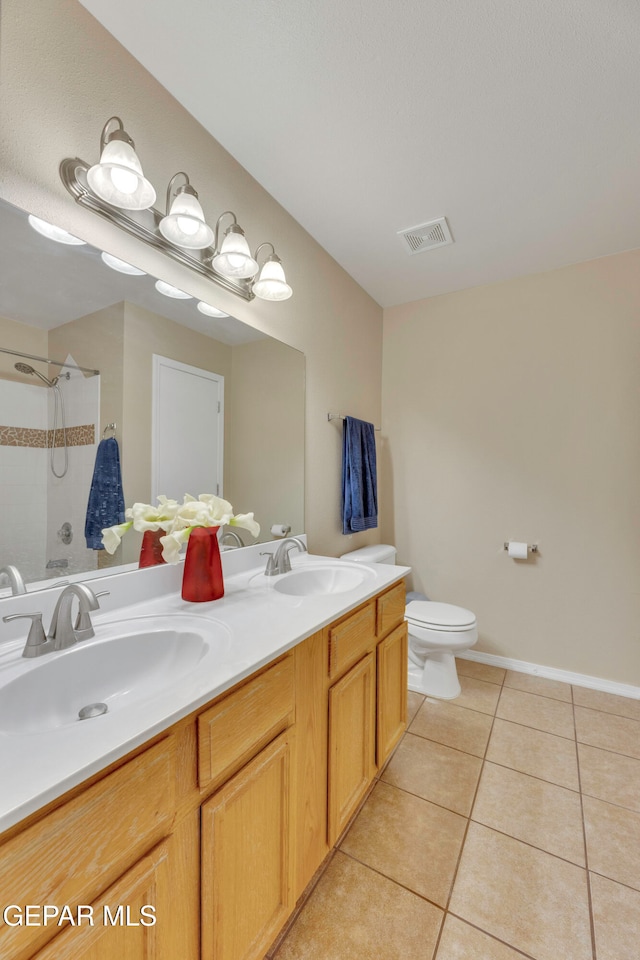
xmin=48 ymin=583 xmax=103 ymax=650
xmin=272 ymin=537 xmax=307 ymax=574
xmin=0 ymin=565 xmax=27 ymax=596
xmin=3 ymin=583 xmax=107 ymax=658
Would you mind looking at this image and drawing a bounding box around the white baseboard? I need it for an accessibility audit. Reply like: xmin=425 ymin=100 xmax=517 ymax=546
xmin=457 ymin=649 xmax=640 ymax=701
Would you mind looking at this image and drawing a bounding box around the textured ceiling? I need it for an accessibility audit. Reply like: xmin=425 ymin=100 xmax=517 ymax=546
xmin=79 ymin=0 xmax=640 ymax=308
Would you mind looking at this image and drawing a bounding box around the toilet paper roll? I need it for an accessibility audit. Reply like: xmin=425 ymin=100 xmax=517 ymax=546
xmin=271 ymin=523 xmax=291 ymax=537
xmin=507 ymin=541 xmax=529 ymax=559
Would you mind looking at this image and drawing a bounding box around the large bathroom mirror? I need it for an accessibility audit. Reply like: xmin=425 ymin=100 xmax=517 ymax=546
xmin=0 ymin=197 xmax=305 ymax=588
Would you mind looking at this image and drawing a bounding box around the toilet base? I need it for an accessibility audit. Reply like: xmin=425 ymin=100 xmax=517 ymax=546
xmin=407 ymin=651 xmax=462 ymax=699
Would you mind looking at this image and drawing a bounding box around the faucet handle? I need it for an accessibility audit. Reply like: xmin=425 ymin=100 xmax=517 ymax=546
xmin=74 ymin=590 xmax=109 ymax=637
xmin=3 ymin=612 xmax=52 ymax=658
xmin=260 ymin=552 xmax=278 ymax=577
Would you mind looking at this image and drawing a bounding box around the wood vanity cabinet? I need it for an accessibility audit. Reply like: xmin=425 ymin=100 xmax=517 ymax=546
xmin=0 ymin=580 xmax=407 ymax=960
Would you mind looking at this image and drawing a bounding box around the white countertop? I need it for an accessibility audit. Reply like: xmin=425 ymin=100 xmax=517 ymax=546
xmin=0 ymin=545 xmax=409 ymax=834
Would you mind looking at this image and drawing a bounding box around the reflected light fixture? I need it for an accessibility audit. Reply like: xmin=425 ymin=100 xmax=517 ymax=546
xmin=159 ymin=172 xmax=214 ymax=250
xmin=252 ymin=243 xmax=293 ymax=301
xmin=211 ymin=212 xmax=259 ymax=279
xmin=100 ymin=252 xmax=146 ymax=276
xmin=28 ymin=215 xmax=86 ymax=245
xmin=87 ymin=117 xmax=156 ymax=211
xmin=197 ymin=302 xmax=230 ymax=318
xmin=155 ymin=280 xmax=192 ymax=299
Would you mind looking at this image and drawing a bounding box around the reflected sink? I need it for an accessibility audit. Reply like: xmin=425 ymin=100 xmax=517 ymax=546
xmin=0 ymin=616 xmax=227 ymax=735
xmin=273 ymin=562 xmax=375 ymax=597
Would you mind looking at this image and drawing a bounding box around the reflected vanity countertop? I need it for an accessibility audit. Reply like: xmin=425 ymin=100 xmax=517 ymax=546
xmin=0 ymin=542 xmax=410 ymax=834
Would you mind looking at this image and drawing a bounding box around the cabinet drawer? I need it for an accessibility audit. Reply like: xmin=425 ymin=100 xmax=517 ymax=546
xmin=376 ymin=581 xmax=406 ymax=637
xmin=198 ymin=655 xmax=295 ymax=791
xmin=328 ymin=602 xmax=376 ymax=679
xmin=0 ymin=737 xmax=175 ymax=960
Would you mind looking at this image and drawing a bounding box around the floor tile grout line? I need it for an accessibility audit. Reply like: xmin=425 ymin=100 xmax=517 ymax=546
xmin=480 ymin=756 xmax=581 ymax=794
xmin=587 ymin=868 xmax=640 ymax=896
xmin=467 ymin=817 xmax=588 ymax=870
xmin=378 ymin=772 xmax=474 ymax=820
xmin=337 ymin=846 xmax=448 ymax=914
xmin=402 ymin=727 xmax=489 ymax=762
xmin=444 ymin=910 xmax=540 ymax=960
xmin=572 ymin=691 xmax=598 ymax=960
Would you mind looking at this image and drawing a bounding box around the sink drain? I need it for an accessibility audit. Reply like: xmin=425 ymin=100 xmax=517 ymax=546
xmin=78 ymin=702 xmax=108 ymax=720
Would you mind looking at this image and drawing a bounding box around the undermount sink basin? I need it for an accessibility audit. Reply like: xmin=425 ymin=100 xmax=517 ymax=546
xmin=273 ymin=562 xmax=375 ymax=597
xmin=0 ymin=616 xmax=228 ymax=735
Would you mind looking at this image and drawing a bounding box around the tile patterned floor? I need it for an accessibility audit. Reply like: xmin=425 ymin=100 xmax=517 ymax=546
xmin=271 ymin=662 xmax=640 ymax=960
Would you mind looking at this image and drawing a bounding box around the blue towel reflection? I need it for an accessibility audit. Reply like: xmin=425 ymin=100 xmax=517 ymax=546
xmin=84 ymin=437 xmax=126 ymax=549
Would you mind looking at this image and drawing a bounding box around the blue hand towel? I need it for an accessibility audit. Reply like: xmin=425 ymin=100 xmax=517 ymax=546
xmin=84 ymin=437 xmax=126 ymax=549
xmin=342 ymin=416 xmax=378 ymax=534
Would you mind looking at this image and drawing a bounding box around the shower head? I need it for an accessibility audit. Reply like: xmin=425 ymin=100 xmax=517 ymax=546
xmin=14 ymin=362 xmax=57 ymax=387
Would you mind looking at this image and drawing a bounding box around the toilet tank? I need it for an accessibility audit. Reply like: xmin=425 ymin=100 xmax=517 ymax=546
xmin=340 ymin=544 xmax=397 ymax=565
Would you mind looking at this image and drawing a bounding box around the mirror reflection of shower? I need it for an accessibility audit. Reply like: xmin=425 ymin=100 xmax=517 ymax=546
xmin=14 ymin=362 xmax=70 ymax=478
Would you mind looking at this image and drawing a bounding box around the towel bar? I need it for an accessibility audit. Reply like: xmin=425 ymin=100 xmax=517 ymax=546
xmin=327 ymin=413 xmax=381 ymax=431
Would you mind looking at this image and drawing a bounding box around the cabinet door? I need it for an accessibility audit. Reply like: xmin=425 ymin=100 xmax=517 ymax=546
xmin=29 ymin=840 xmax=173 ymax=960
xmin=377 ymin=624 xmax=408 ymax=768
xmin=201 ymin=730 xmax=293 ymax=960
xmin=327 ymin=653 xmax=376 ymax=846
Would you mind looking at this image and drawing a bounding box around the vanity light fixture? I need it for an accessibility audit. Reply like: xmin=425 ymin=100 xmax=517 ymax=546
xmin=159 ymin=172 xmax=214 ymax=250
xmin=252 ymin=243 xmax=293 ymax=301
xmin=100 ymin=252 xmax=146 ymax=276
xmin=86 ymin=117 xmax=156 ymax=211
xmin=60 ymin=124 xmax=293 ymax=302
xmin=28 ymin=215 xmax=86 ymax=245
xmin=154 ymin=280 xmax=192 ymax=299
xmin=197 ymin=302 xmax=230 ymax=318
xmin=211 ymin=212 xmax=259 ymax=279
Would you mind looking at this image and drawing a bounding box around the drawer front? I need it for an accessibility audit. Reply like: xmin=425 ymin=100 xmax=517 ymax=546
xmin=0 ymin=737 xmax=175 ymax=960
xmin=376 ymin=581 xmax=406 ymax=637
xmin=198 ymin=655 xmax=295 ymax=791
xmin=328 ymin=602 xmax=376 ymax=680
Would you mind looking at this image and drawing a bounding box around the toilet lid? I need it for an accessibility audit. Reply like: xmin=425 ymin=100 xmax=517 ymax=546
xmin=405 ymin=600 xmax=476 ymax=630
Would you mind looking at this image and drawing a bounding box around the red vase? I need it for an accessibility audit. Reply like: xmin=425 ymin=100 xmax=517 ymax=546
xmin=182 ymin=526 xmax=224 ymax=602
xmin=138 ymin=529 xmax=166 ymax=568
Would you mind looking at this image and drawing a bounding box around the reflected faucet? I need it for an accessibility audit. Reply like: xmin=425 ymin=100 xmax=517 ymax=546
xmin=0 ymin=565 xmax=27 ymax=596
xmin=221 ymin=530 xmax=244 ymax=549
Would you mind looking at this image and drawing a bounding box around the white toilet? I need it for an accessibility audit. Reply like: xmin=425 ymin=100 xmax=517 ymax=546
xmin=340 ymin=544 xmax=478 ymax=699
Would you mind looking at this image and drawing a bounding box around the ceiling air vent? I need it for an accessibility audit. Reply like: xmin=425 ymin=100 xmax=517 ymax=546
xmin=397 ymin=217 xmax=453 ymax=255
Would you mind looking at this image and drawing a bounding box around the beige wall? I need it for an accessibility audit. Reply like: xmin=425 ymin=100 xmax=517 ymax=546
xmin=229 ymin=339 xmax=305 ymax=540
xmin=382 ymin=249 xmax=640 ymax=685
xmin=0 ymin=316 xmax=48 ymax=383
xmin=48 ymin=303 xmax=125 ymax=440
xmin=0 ymin=0 xmax=383 ymax=557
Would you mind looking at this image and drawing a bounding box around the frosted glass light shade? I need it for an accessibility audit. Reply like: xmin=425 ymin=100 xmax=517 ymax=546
xmin=155 ymin=280 xmax=192 ymax=299
xmin=197 ymin=302 xmax=230 ymax=318
xmin=212 ymin=230 xmax=258 ymax=279
xmin=87 ymin=139 xmax=156 ymax=210
xmin=252 ymin=258 xmax=293 ymax=301
xmin=101 ymin=252 xmax=146 ymax=275
xmin=28 ymin=215 xmax=86 ymax=245
xmin=159 ymin=192 xmax=214 ymax=249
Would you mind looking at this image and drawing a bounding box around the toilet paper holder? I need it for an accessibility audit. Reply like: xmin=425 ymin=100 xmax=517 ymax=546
xmin=503 ymin=542 xmax=538 ymax=554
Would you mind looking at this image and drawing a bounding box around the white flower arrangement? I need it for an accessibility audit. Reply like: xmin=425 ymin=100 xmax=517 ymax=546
xmin=102 ymin=493 xmax=260 ymax=563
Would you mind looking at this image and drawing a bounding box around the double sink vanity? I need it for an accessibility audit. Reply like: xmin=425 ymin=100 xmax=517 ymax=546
xmin=0 ymin=541 xmax=409 ymax=960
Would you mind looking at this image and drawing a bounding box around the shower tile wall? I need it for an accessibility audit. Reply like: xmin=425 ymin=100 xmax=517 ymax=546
xmin=0 ymin=378 xmax=48 ymax=584
xmin=45 ymin=360 xmax=100 ymax=577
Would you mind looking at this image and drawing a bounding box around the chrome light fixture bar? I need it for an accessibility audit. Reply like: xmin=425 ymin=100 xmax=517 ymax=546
xmin=60 ymin=118 xmax=293 ymax=303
